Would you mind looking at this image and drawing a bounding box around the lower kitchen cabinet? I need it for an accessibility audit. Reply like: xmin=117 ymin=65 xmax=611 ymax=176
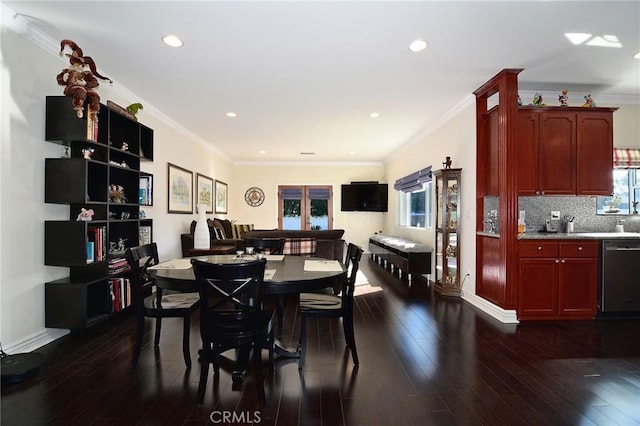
xmin=518 ymin=240 xmax=598 ymax=320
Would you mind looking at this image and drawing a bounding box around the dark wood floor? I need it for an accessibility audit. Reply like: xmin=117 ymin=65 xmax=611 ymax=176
xmin=3 ymin=257 xmax=640 ymax=425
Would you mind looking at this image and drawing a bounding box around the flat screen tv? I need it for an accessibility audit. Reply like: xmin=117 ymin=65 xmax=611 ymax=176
xmin=341 ymin=183 xmax=388 ymax=212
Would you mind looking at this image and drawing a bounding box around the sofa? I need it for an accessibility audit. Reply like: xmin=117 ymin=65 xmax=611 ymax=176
xmin=242 ymin=229 xmax=345 ymax=261
xmin=181 ymin=219 xmax=346 ymax=261
xmin=180 ymin=218 xmax=244 ymax=257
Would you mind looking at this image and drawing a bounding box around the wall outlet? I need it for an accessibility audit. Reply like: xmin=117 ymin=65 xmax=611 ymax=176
xmin=551 ymin=211 xmax=560 ymax=219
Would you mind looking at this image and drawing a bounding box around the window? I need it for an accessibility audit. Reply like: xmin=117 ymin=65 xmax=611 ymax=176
xmin=397 ymin=182 xmax=433 ymax=228
xmin=278 ymin=186 xmax=333 ymax=230
xmin=394 ymin=166 xmax=433 ymax=229
xmin=597 ymin=169 xmax=640 ymax=215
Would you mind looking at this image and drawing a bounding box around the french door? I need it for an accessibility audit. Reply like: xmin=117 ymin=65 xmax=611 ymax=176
xmin=278 ymin=186 xmax=333 ymax=230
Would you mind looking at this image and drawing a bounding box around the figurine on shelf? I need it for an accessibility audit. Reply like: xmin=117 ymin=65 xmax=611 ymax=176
xmin=76 ymin=208 xmax=94 ymax=221
xmin=126 ymin=103 xmax=144 ymax=121
xmin=443 ymin=156 xmax=452 ymax=169
xmin=109 ymin=238 xmax=127 ymax=255
xmin=56 ymin=39 xmax=112 ymax=119
xmin=531 ymin=92 xmax=545 ymax=106
xmin=121 ymin=141 xmax=129 ymax=151
xmin=559 ymin=89 xmax=569 ymax=106
xmin=82 ymin=147 xmax=95 ymax=159
xmin=109 ymin=184 xmax=126 ymax=203
xmin=582 ymin=94 xmax=596 ymax=107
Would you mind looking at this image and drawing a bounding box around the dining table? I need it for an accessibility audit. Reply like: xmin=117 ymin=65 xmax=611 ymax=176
xmin=147 ymin=254 xmax=346 ymax=379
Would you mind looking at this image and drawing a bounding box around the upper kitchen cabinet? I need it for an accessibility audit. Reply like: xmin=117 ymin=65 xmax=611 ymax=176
xmin=516 ymin=107 xmax=617 ymax=196
xmin=576 ymin=112 xmax=615 ymax=195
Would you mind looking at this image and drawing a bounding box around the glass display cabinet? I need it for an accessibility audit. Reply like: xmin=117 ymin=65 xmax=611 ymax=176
xmin=433 ymin=168 xmax=462 ymax=297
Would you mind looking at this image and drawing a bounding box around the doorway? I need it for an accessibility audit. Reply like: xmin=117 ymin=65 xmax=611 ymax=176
xmin=278 ymin=186 xmax=333 ymax=230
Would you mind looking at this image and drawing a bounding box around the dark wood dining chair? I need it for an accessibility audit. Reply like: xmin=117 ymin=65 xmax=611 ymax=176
xmin=190 ymin=257 xmax=275 ymax=406
xmin=298 ymin=243 xmax=364 ymax=369
xmin=125 ymin=243 xmax=200 ymax=368
xmin=243 ymin=237 xmax=285 ymax=255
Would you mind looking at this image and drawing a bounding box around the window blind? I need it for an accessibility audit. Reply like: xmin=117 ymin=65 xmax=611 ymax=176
xmin=394 ymin=166 xmax=432 ymax=192
xmin=614 ymin=148 xmax=640 ymax=168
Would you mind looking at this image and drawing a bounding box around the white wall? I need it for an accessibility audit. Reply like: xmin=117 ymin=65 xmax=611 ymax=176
xmin=232 ymin=163 xmax=385 ymax=250
xmin=0 ymin=27 xmax=232 ymax=350
xmin=613 ymin=104 xmax=640 ymax=148
xmin=384 ymin=102 xmax=477 ymax=296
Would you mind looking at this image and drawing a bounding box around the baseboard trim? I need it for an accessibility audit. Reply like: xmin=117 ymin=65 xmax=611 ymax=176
xmin=462 ymin=293 xmax=520 ymax=324
xmin=3 ymin=329 xmax=70 ymax=354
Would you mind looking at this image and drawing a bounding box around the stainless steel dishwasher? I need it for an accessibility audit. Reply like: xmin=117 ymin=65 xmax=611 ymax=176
xmin=601 ymin=239 xmax=640 ymax=312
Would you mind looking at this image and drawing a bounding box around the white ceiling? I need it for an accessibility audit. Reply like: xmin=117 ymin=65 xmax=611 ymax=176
xmin=4 ymin=1 xmax=640 ymax=163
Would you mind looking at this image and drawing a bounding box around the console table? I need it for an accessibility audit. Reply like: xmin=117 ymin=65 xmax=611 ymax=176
xmin=368 ymin=234 xmax=432 ymax=282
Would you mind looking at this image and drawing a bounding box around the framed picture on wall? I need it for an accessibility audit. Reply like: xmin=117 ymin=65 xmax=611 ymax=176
xmin=167 ymin=163 xmax=193 ymax=214
xmin=215 ymin=180 xmax=228 ymax=214
xmin=196 ymin=173 xmax=214 ymax=213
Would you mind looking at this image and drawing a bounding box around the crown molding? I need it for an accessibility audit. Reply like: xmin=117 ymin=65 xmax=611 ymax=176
xmin=386 ymin=94 xmax=475 ymax=164
xmin=1 ymin=3 xmax=230 ymax=162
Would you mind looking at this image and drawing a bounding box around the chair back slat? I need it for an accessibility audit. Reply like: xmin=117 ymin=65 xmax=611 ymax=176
xmin=191 ymin=258 xmax=268 ymax=341
xmin=125 ymin=243 xmax=160 ymax=304
xmin=342 ymin=243 xmax=364 ymax=308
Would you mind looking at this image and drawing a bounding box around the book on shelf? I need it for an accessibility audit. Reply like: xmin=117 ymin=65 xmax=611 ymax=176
xmin=86 ymin=242 xmax=95 ymax=263
xmin=86 ymin=114 xmax=99 ymax=141
xmin=109 ymin=277 xmax=131 ymax=313
xmin=87 ymin=226 xmax=107 ymax=262
xmin=108 ymin=257 xmax=130 ymax=276
xmin=139 ymin=175 xmax=152 ymax=205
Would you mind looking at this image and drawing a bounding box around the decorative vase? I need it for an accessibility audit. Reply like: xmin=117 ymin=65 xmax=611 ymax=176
xmin=193 ymin=204 xmax=210 ymax=250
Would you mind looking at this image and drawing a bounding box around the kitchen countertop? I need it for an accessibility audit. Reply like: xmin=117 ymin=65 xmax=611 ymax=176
xmin=518 ymin=231 xmax=640 ymax=240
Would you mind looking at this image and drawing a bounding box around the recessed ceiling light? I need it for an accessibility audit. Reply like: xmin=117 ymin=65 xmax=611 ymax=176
xmin=349 ymin=151 xmax=356 ymax=155
xmin=259 ymin=150 xmax=266 ymax=155
xmin=162 ymin=35 xmax=183 ymax=47
xmin=635 ymin=52 xmax=640 ymax=59
xmin=369 ymin=112 xmax=380 ymax=118
xmin=226 ymin=112 xmax=237 ymax=118
xmin=408 ymin=39 xmax=428 ymax=52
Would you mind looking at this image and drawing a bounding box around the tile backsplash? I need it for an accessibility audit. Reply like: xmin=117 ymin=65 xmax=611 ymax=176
xmin=483 ymin=196 xmax=640 ymax=233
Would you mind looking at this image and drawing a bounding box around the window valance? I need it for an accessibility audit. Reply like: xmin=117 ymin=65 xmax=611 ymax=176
xmin=394 ymin=166 xmax=432 ymax=192
xmin=614 ymin=148 xmax=640 ymax=168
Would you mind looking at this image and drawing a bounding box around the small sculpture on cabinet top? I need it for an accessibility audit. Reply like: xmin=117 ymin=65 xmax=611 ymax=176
xmin=443 ymin=156 xmax=452 ymax=169
xmin=531 ymin=92 xmax=545 ymax=106
xmin=559 ymin=89 xmax=569 ymax=106
xmin=582 ymin=94 xmax=597 ymax=107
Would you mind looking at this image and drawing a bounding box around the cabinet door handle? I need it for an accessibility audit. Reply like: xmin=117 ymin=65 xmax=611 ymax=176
xmin=578 ymin=246 xmax=583 ymax=251
xmin=537 ymin=246 xmax=543 ymax=251
xmin=536 ymin=191 xmax=540 ymax=195
xmin=561 ymin=259 xmax=566 ymax=263
xmin=555 ymin=259 xmax=560 ymax=263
